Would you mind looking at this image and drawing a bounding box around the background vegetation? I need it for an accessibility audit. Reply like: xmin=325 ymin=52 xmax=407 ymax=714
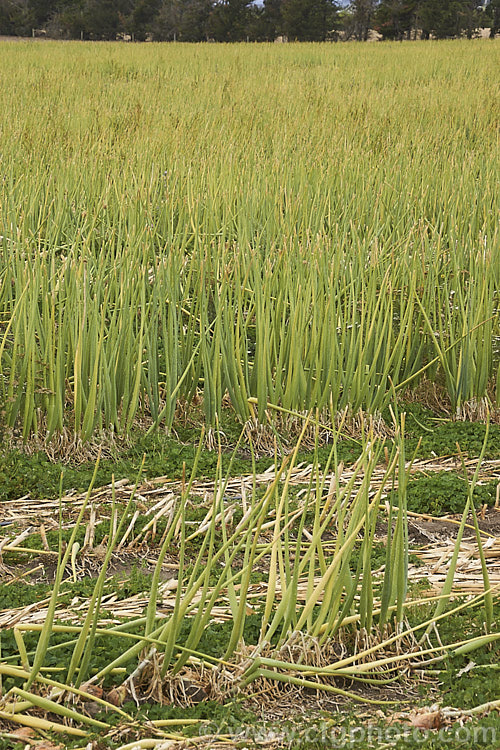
xmin=0 ymin=0 xmax=499 ymax=42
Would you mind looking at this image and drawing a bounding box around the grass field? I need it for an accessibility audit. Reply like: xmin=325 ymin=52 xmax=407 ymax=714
xmin=0 ymin=39 xmax=500 ymax=749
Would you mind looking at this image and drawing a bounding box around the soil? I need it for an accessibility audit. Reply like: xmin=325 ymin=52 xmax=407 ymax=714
xmin=376 ymin=507 xmax=500 ymax=546
xmin=408 ymin=509 xmax=500 ymax=544
xmin=2 ymin=550 xmax=178 ymax=586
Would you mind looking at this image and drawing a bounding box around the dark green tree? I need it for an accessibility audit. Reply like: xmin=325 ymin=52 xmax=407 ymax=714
xmin=474 ymin=0 xmax=498 ymax=35
xmin=460 ymin=0 xmax=484 ymax=38
xmin=153 ymin=0 xmax=212 ymax=41
xmin=80 ymin=0 xmax=129 ymax=38
xmin=413 ymin=0 xmax=433 ymax=37
xmin=487 ymin=0 xmax=500 ymax=35
xmin=375 ymin=0 xmax=416 ymax=39
xmin=344 ymin=0 xmax=378 ymax=40
xmin=45 ymin=0 xmax=84 ymax=37
xmin=245 ymin=3 xmax=268 ymax=40
xmin=262 ymin=0 xmax=282 ymax=38
xmin=413 ymin=0 xmax=483 ymax=38
xmin=208 ymin=0 xmax=252 ymax=41
xmin=130 ymin=0 xmax=161 ymax=38
xmin=432 ymin=0 xmax=470 ymax=38
xmin=0 ymin=0 xmax=32 ymax=34
xmin=281 ymin=0 xmax=337 ymax=40
xmin=28 ymin=0 xmax=53 ymax=25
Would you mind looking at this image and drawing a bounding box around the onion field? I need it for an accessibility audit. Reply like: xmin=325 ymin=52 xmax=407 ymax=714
xmin=0 ymin=39 xmax=499 ymax=750
xmin=0 ymin=40 xmax=499 ymax=443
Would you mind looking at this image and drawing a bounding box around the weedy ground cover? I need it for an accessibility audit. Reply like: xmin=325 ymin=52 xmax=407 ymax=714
xmin=1 ymin=416 xmax=500 ymax=748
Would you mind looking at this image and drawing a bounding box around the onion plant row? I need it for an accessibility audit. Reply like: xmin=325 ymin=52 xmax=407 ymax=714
xmin=2 ymin=423 xmax=497 ymax=736
xmin=0 ymin=40 xmax=499 ymax=441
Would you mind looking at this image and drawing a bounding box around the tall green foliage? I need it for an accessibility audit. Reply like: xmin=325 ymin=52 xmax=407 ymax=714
xmin=281 ymin=0 xmax=337 ymax=40
xmin=0 ymin=42 xmax=498 ymax=442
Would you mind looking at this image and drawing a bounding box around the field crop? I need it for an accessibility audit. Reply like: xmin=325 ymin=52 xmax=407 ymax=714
xmin=0 ymin=40 xmax=499 ymax=443
xmin=0 ymin=39 xmax=500 ymax=749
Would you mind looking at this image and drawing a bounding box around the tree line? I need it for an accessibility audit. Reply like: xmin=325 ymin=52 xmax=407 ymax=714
xmin=1 ymin=0 xmax=498 ymax=42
